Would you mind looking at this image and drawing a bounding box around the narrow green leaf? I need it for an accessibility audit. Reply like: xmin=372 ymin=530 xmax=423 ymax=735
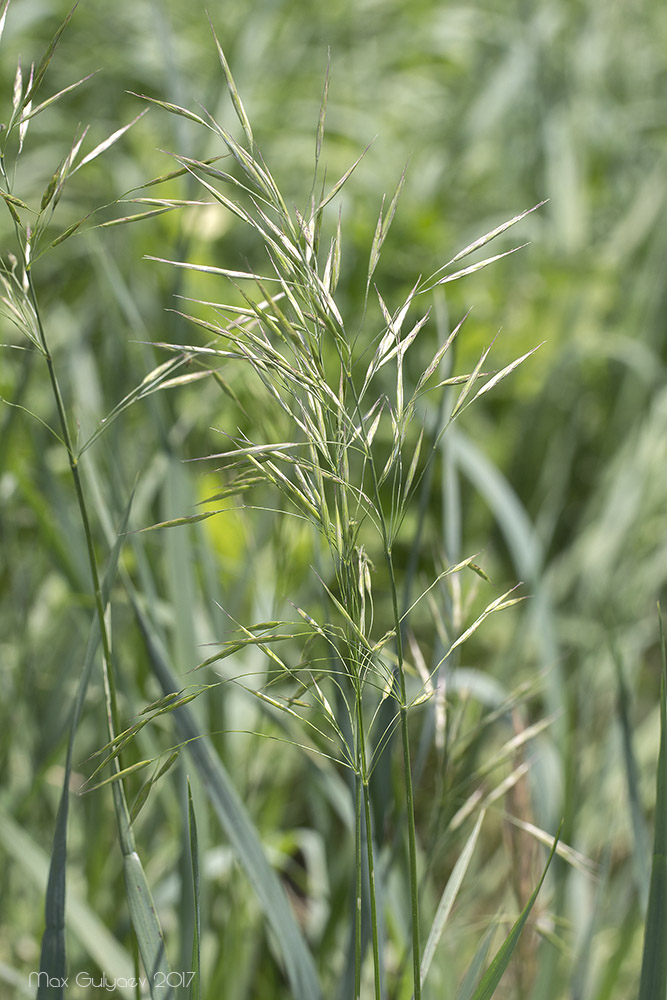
xmin=122 ymin=851 xmax=170 ymax=996
xmin=456 ymin=922 xmax=497 ymax=1000
xmin=469 ymin=824 xmax=561 ymax=1000
xmin=421 ymin=810 xmax=485 ymax=987
xmin=612 ymin=642 xmax=650 ymax=910
xmin=637 ymin=607 xmax=667 ymax=999
xmin=0 ymin=812 xmax=134 ymax=996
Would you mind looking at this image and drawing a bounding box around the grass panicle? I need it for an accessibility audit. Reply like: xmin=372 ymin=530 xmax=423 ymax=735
xmin=136 ymin=32 xmax=550 ymax=998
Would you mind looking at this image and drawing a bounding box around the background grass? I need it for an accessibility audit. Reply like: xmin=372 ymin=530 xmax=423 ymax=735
xmin=1 ymin=1 xmax=666 ymax=998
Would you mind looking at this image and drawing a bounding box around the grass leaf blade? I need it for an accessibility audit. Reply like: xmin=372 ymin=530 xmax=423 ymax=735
xmin=468 ymin=823 xmax=561 ymax=1000
xmin=131 ymin=595 xmax=323 ymax=1000
xmin=421 ymin=810 xmax=485 ymax=987
xmin=637 ymin=608 xmax=667 ymax=999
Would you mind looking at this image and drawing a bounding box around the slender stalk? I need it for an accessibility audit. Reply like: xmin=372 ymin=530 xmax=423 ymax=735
xmin=25 ymin=271 xmax=133 ymax=847
xmin=344 ymin=372 xmax=422 ymax=1000
xmin=356 ymin=681 xmax=382 ymax=1000
xmin=334 ymin=354 xmax=421 ymax=997
xmin=387 ymin=550 xmax=421 ymax=1000
xmin=355 ymin=767 xmax=363 ymax=1000
xmin=340 ymin=490 xmax=382 ymax=996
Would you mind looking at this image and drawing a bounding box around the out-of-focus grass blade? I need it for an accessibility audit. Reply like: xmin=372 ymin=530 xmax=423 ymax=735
xmin=0 ymin=812 xmax=134 ymax=996
xmin=188 ymin=779 xmax=202 ymax=1000
xmin=0 ymin=960 xmax=34 ymax=997
xmin=420 ymin=810 xmax=485 ymax=988
xmin=611 ymin=642 xmax=650 ymax=910
xmin=637 ymin=608 xmax=667 ymax=1000
xmin=590 ymin=900 xmax=638 ymax=1000
xmin=130 ymin=593 xmax=323 ymax=1000
xmin=468 ymin=825 xmax=561 ymax=1000
xmin=569 ymin=848 xmax=611 ymax=1000
xmin=448 ymin=426 xmax=563 ymax=737
xmin=37 ymin=491 xmax=133 ymax=1000
xmin=456 ymin=921 xmax=497 ymax=1000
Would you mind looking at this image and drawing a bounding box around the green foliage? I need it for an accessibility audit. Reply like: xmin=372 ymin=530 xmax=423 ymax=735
xmin=1 ymin=1 xmax=666 ymax=999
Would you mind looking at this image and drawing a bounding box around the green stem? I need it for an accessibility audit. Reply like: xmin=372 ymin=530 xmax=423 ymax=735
xmin=386 ymin=550 xmax=421 ymax=1000
xmin=355 ymin=768 xmax=362 ymax=1000
xmin=356 ymin=683 xmax=382 ymax=1000
xmin=344 ymin=372 xmax=422 ymax=1000
xmin=26 ymin=271 xmax=134 ymax=851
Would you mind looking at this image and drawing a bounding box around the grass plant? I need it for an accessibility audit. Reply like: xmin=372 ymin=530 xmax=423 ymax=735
xmin=133 ymin=31 xmax=557 ymax=998
xmin=2 ymin=2 xmax=667 ymax=999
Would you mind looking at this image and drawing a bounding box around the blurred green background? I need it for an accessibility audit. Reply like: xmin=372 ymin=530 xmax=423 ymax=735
xmin=1 ymin=1 xmax=666 ymax=997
